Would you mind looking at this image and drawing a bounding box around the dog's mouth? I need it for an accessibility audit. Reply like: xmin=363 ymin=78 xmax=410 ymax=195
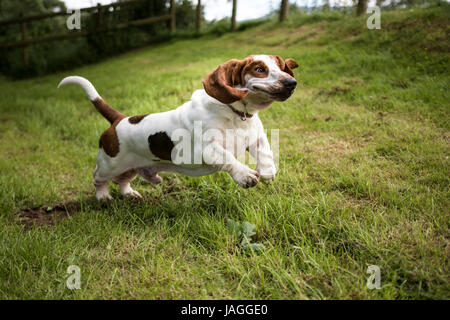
xmin=253 ymin=86 xmax=294 ymax=101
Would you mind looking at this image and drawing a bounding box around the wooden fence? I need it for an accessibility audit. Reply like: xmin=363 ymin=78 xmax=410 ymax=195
xmin=0 ymin=0 xmax=178 ymax=66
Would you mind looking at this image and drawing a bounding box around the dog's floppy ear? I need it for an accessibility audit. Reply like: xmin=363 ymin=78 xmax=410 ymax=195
xmin=202 ymin=59 xmax=249 ymax=104
xmin=285 ymin=58 xmax=299 ymax=70
xmin=273 ymin=56 xmax=299 ymax=77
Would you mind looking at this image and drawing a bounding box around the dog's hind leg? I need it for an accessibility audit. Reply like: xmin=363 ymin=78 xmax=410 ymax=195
xmin=93 ymin=148 xmax=122 ymax=200
xmin=93 ymin=165 xmax=113 ymax=201
xmin=112 ymin=169 xmax=142 ymax=198
xmin=135 ymin=167 xmax=163 ymax=184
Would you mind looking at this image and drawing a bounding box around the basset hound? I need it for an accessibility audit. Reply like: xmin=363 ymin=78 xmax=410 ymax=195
xmin=58 ymin=55 xmax=298 ymax=200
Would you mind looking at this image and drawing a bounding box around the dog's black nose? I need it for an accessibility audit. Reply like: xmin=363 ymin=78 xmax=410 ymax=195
xmin=282 ymin=78 xmax=297 ymax=91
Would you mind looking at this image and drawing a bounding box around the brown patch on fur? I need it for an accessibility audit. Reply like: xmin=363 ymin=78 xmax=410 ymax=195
xmin=92 ymin=98 xmax=126 ymax=124
xmin=90 ymin=97 xmax=127 ymax=158
xmin=112 ymin=169 xmax=137 ymax=184
xmin=243 ymin=60 xmax=269 ymax=79
xmin=99 ymin=117 xmax=125 ymax=158
xmin=271 ymin=55 xmax=298 ymax=77
xmin=148 ymin=132 xmax=174 ymax=161
xmin=128 ymin=114 xmax=148 ymax=124
xmin=202 ymin=58 xmax=252 ymax=104
xmin=15 ymin=201 xmax=81 ymax=229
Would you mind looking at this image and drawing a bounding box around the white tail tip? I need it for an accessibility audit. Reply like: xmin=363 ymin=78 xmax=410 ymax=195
xmin=58 ymin=76 xmax=101 ymax=101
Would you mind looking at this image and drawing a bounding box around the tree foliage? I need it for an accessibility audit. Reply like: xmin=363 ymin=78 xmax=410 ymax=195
xmin=0 ymin=0 xmax=199 ymax=78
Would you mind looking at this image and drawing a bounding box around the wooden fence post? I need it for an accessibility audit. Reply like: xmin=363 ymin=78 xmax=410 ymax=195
xmin=170 ymin=0 xmax=176 ymax=33
xmin=20 ymin=13 xmax=29 ymax=67
xmin=196 ymin=0 xmax=201 ymax=33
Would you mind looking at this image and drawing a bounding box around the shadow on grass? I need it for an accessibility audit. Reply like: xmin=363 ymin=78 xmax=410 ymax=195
xmin=14 ymin=182 xmax=240 ymax=229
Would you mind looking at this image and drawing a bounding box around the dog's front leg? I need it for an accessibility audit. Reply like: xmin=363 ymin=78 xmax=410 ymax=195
xmin=248 ymin=131 xmax=277 ymax=183
xmin=203 ymin=141 xmax=260 ymax=188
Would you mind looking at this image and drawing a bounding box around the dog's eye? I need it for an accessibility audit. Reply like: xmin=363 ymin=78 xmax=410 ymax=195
xmin=255 ymin=67 xmax=265 ymax=73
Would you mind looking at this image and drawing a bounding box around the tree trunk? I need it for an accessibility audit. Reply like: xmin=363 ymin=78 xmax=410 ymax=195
xmin=170 ymin=0 xmax=176 ymax=33
xmin=231 ymin=0 xmax=237 ymax=31
xmin=356 ymin=0 xmax=368 ymax=16
xmin=196 ymin=0 xmax=201 ymax=33
xmin=279 ymin=0 xmax=289 ymax=22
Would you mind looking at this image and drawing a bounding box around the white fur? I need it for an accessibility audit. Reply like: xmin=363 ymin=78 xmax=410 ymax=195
xmin=95 ymin=89 xmax=275 ymax=190
xmin=59 ymin=55 xmax=288 ymax=200
xmin=58 ymin=76 xmax=101 ymax=101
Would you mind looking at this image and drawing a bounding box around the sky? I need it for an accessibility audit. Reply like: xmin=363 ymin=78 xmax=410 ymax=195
xmin=62 ymin=0 xmax=364 ymax=22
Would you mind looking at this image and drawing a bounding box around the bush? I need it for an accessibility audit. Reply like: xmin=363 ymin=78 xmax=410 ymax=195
xmin=0 ymin=0 xmax=198 ymax=79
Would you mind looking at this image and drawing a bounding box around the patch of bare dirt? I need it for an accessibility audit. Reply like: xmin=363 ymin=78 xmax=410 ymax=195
xmin=15 ymin=201 xmax=81 ymax=228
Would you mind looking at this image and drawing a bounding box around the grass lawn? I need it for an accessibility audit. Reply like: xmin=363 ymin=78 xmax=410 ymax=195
xmin=0 ymin=7 xmax=448 ymax=299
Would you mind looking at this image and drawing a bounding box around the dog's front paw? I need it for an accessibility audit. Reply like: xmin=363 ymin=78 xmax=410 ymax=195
xmin=122 ymin=188 xmax=143 ymax=199
xmin=96 ymin=192 xmax=113 ymax=201
xmin=257 ymin=164 xmax=277 ymax=184
xmin=232 ymin=166 xmax=260 ymax=188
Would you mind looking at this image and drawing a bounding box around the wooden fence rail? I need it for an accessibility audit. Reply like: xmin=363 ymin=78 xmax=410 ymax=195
xmin=0 ymin=0 xmax=177 ymax=66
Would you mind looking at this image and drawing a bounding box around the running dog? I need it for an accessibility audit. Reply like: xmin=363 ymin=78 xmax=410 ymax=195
xmin=58 ymin=55 xmax=298 ymax=200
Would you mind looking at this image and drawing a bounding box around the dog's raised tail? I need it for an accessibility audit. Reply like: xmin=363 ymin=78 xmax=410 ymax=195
xmin=58 ymin=76 xmax=125 ymax=124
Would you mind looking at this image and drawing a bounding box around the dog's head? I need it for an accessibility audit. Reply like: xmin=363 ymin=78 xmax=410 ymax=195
xmin=202 ymin=55 xmax=299 ymax=106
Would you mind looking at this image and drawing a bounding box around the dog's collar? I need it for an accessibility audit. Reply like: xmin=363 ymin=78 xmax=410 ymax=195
xmin=226 ymin=103 xmax=253 ymax=121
